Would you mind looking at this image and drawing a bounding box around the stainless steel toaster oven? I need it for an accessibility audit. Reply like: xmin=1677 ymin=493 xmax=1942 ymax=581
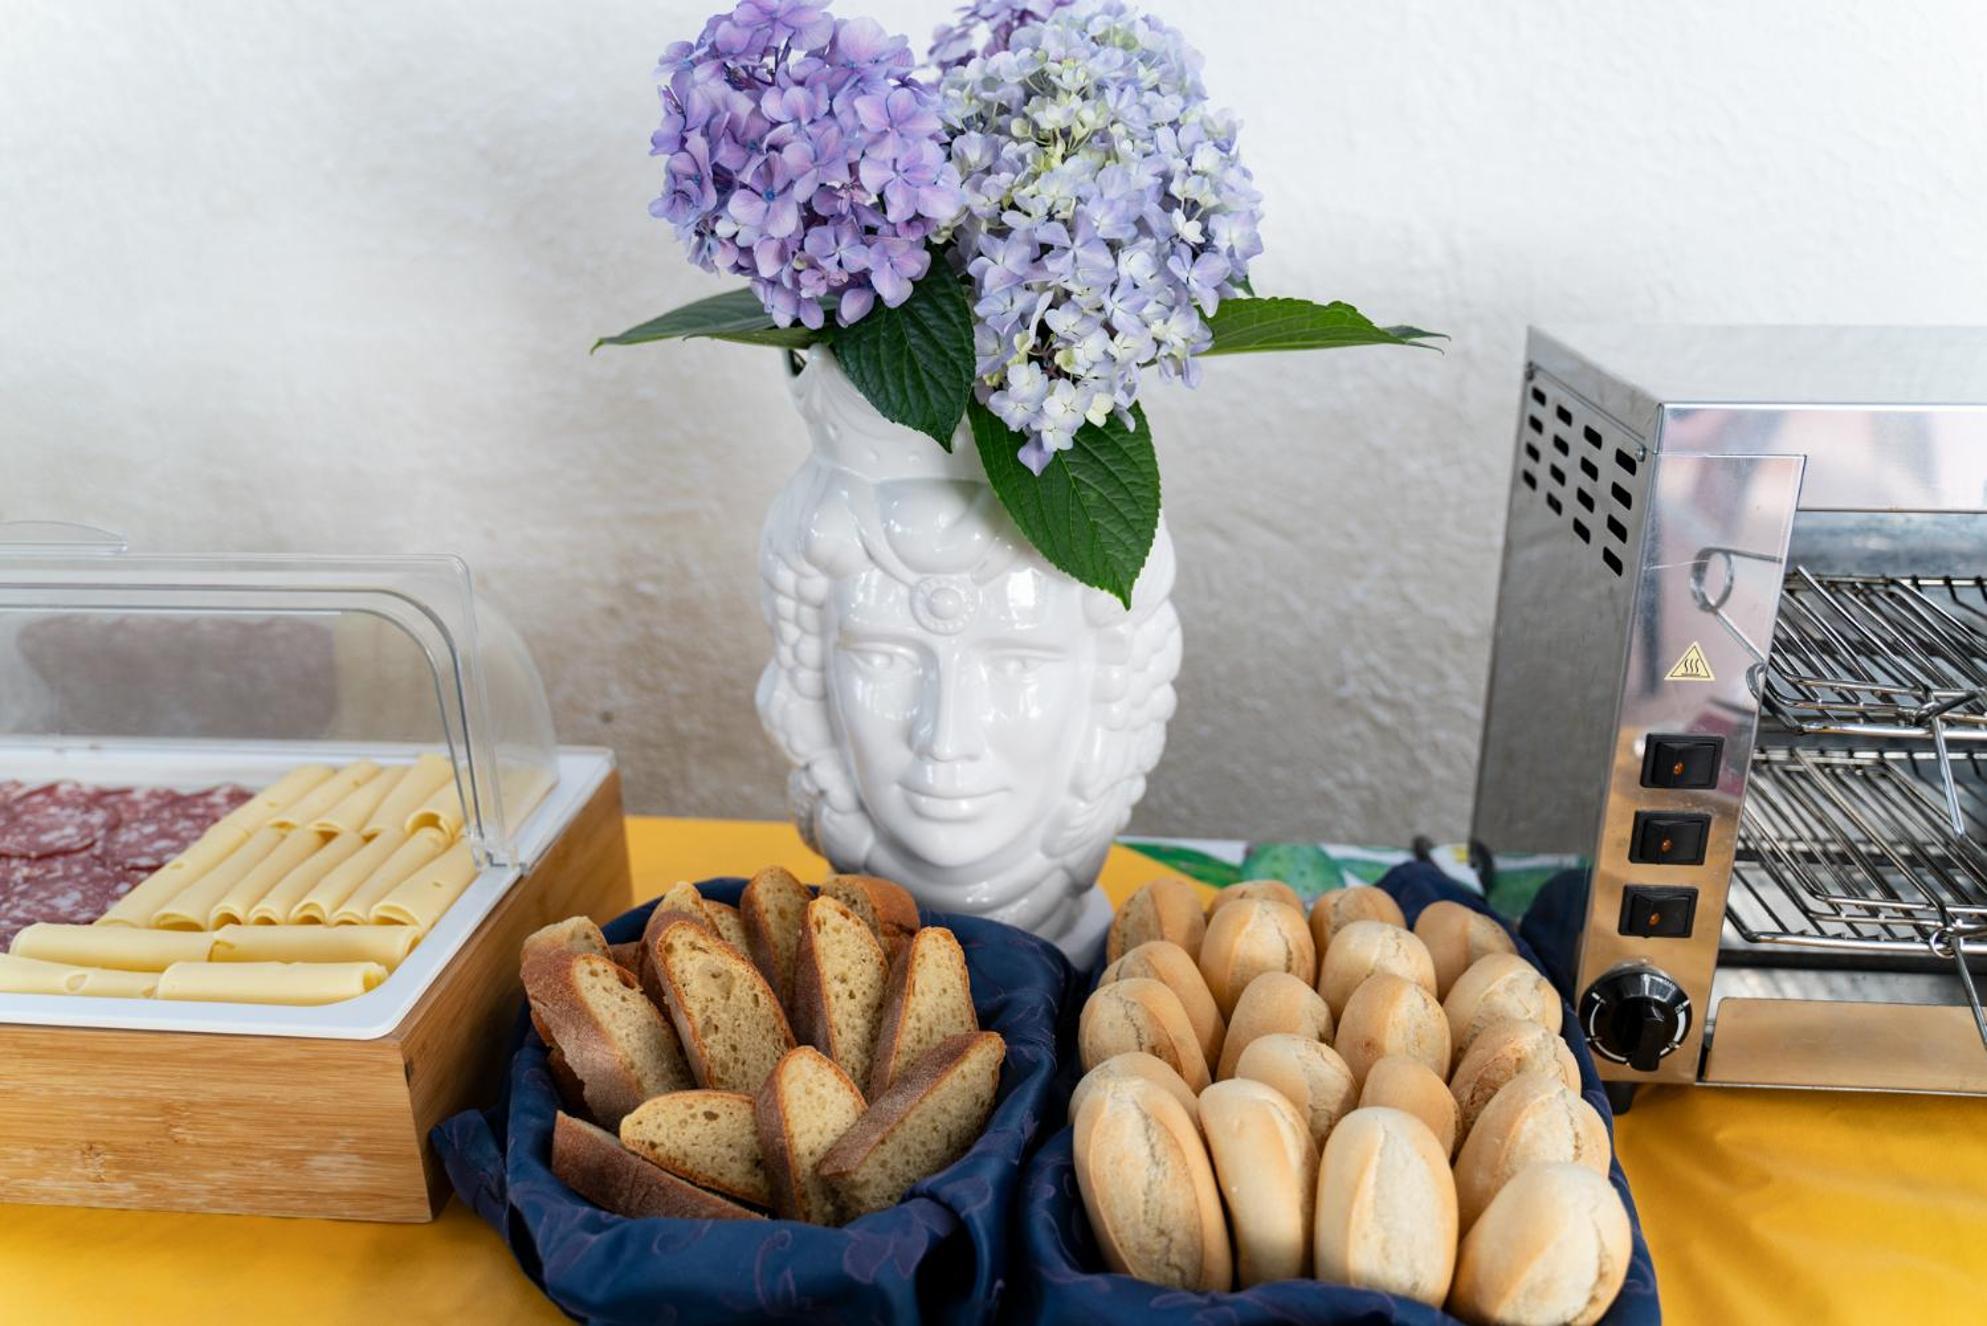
xmin=1474 ymin=325 xmax=1987 ymax=1105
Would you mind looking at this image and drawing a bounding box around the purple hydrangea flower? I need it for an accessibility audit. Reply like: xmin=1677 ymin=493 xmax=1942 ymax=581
xmin=929 ymin=0 xmax=1077 ymax=68
xmin=939 ymin=1 xmax=1263 ymax=470
xmin=651 ymin=1 xmax=965 ymax=328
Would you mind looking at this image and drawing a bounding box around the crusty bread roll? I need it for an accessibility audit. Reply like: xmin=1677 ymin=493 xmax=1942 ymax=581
xmin=1334 ymin=972 xmax=1451 ymax=1085
xmin=1313 ymin=1106 xmax=1456 ymax=1305
xmin=1107 ymin=879 xmax=1207 ymax=963
xmin=1230 ymin=1032 xmax=1358 ymax=1144
xmin=1080 ymin=977 xmax=1212 ymax=1091
xmin=1198 ymin=1079 xmax=1317 ymax=1286
xmin=1413 ymin=899 xmax=1518 ymax=998
xmin=1359 ymin=1054 xmax=1459 ymax=1157
xmin=1444 ymin=954 xmax=1564 ymax=1059
xmin=1307 ymin=884 xmax=1407 ymax=955
xmin=1073 ymin=1077 xmax=1232 ymax=1291
xmin=1453 ymin=1070 xmax=1611 ymax=1229
xmin=1450 ymin=1163 xmax=1630 ymax=1326
xmin=1216 ymin=971 xmax=1332 ymax=1080
xmin=1197 ymin=898 xmax=1316 ymax=1019
xmin=1102 ymin=939 xmax=1225 ymax=1068
xmin=1071 ymin=1051 xmax=1201 ymax=1126
xmin=1319 ymin=920 xmax=1438 ymax=1020
xmin=1209 ymin=879 xmax=1304 ymax=915
xmin=1449 ymin=1018 xmax=1582 ymax=1137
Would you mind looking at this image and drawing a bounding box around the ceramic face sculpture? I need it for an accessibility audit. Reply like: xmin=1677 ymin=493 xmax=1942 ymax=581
xmin=758 ymin=353 xmax=1181 ymax=946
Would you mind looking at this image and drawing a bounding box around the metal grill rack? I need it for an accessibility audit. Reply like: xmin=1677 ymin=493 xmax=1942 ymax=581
xmin=1759 ymin=571 xmax=1987 ymax=740
xmin=1727 ymin=748 xmax=1987 ymax=1045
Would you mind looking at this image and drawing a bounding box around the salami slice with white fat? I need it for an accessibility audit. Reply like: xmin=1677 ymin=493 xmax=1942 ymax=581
xmin=0 ymin=783 xmax=119 ymax=859
xmin=100 ymin=785 xmax=244 ymax=871
xmin=0 ymin=853 xmax=133 ymax=948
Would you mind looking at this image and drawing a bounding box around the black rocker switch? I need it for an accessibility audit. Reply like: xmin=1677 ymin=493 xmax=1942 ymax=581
xmin=1619 ymin=886 xmax=1696 ymax=938
xmin=1642 ymin=735 xmax=1722 ymax=789
xmin=1629 ymin=812 xmax=1709 ymax=865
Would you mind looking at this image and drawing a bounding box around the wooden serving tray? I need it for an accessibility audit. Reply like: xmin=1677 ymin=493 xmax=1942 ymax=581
xmin=0 ymin=768 xmax=630 ymax=1222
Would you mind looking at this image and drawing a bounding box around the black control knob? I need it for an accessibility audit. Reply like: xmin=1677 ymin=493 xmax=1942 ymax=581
xmin=1580 ymin=967 xmax=1692 ymax=1072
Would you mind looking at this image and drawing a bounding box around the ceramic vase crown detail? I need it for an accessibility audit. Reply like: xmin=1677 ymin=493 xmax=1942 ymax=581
xmin=755 ymin=351 xmax=1182 ymax=951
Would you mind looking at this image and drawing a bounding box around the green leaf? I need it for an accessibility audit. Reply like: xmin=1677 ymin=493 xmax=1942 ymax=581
xmin=1121 ymin=840 xmax=1245 ymax=888
xmin=593 ymin=288 xmax=828 ymax=352
xmin=830 ymin=264 xmax=975 ymax=449
xmin=970 ymin=400 xmax=1159 ymax=608
xmin=1202 ymin=296 xmax=1444 ymax=356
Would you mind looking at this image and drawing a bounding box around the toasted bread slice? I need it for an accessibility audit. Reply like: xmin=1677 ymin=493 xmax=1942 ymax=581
xmin=551 ymin=1112 xmax=762 ymax=1222
xmin=523 ymin=950 xmax=693 ymax=1128
xmin=620 ymin=1089 xmax=771 ymax=1207
xmin=820 ymin=874 xmax=921 ymax=959
xmin=638 ymin=881 xmax=724 ymax=1005
xmin=754 ymin=1046 xmax=866 ymax=1225
xmin=708 ymin=901 xmax=750 ymax=955
xmin=792 ymin=896 xmax=890 ymax=1091
xmin=868 ymin=926 xmax=978 ymax=1097
xmin=522 ymin=916 xmax=608 ymax=964
xmin=652 ymin=919 xmax=796 ymax=1094
xmin=819 ymin=1031 xmax=1006 ymax=1218
xmin=740 ymin=865 xmax=813 ymax=1008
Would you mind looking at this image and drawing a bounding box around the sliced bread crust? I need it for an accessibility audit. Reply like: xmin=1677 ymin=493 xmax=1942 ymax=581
xmin=754 ymin=1045 xmax=866 ymax=1225
xmin=792 ymin=896 xmax=890 ymax=1092
xmin=740 ymin=865 xmax=812 ymax=1008
xmin=820 ymin=874 xmax=921 ymax=958
xmin=522 ymin=916 xmax=608 ymax=964
xmin=620 ymin=1089 xmax=771 ymax=1207
xmin=818 ymin=1030 xmax=1006 ymax=1218
xmin=551 ymin=1112 xmax=762 ymax=1222
xmin=652 ymin=918 xmax=796 ymax=1094
xmin=523 ymin=949 xmax=693 ymax=1128
xmin=867 ymin=926 xmax=978 ymax=1097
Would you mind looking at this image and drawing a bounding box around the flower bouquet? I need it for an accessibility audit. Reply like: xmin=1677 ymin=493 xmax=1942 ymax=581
xmin=603 ymin=0 xmax=1436 ymax=604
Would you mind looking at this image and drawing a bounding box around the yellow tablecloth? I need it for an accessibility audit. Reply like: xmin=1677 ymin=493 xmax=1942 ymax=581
xmin=2 ymin=817 xmax=1982 ymax=1324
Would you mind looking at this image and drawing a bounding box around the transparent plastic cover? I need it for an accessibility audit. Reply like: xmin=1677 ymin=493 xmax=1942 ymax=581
xmin=0 ymin=526 xmax=556 ymax=866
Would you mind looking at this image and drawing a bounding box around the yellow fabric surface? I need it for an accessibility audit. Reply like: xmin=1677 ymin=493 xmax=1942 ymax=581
xmin=1 ymin=819 xmax=1980 ymax=1324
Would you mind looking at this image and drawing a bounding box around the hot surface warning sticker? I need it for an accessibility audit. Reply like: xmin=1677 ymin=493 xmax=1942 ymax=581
xmin=1666 ymin=642 xmax=1715 ymax=682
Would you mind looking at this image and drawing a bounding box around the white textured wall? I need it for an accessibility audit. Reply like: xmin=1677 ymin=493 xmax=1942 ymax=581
xmin=4 ymin=1 xmax=1986 ymax=844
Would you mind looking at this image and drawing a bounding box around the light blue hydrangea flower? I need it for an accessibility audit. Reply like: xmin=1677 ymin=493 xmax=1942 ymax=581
xmin=652 ymin=1 xmax=965 ymax=328
xmin=929 ymin=0 xmax=1077 ymax=68
xmin=938 ymin=1 xmax=1263 ymax=471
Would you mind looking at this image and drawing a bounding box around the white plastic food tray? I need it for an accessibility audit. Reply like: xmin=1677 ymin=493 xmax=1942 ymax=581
xmin=0 ymin=742 xmax=614 ymax=1039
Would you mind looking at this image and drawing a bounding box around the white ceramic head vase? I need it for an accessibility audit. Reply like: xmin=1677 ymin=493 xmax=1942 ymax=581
xmin=757 ymin=352 xmax=1181 ymax=951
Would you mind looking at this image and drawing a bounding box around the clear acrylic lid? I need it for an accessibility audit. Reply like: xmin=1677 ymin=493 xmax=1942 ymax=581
xmin=0 ymin=524 xmax=557 ymax=867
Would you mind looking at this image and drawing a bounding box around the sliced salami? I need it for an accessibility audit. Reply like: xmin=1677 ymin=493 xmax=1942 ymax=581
xmin=100 ymin=787 xmax=228 ymax=871
xmin=0 ymin=853 xmax=133 ymax=949
xmin=0 ymin=782 xmax=119 ymax=859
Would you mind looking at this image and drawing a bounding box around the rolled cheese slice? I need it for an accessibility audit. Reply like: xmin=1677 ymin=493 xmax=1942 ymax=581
xmin=271 ymin=761 xmax=379 ymax=832
xmin=362 ymin=753 xmax=451 ymax=839
xmin=292 ymin=829 xmax=409 ymax=924
xmin=369 ymin=839 xmax=479 ymax=931
xmin=248 ymin=831 xmax=367 ymax=925
xmin=96 ymin=859 xmax=207 ymax=928
xmin=211 ymin=924 xmax=422 ymax=971
xmin=332 ymin=826 xmax=447 ymax=925
xmin=311 ymin=766 xmax=402 ymax=836
xmin=407 ymin=781 xmax=465 ymax=840
xmin=204 ymin=764 xmax=336 ymax=842
xmin=0 ymin=952 xmax=160 ymax=998
xmin=152 ymin=828 xmax=286 ymax=930
xmin=207 ymin=827 xmax=327 ymax=929
xmin=10 ymin=924 xmax=215 ymax=972
xmin=156 ymin=960 xmax=389 ymax=1006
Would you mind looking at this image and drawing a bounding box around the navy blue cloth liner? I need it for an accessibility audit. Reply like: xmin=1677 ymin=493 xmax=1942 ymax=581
xmin=433 ymin=877 xmax=1078 ymax=1326
xmin=1008 ymin=861 xmax=1662 ymax=1326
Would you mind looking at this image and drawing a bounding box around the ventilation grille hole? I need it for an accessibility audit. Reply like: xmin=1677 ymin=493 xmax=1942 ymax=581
xmin=1517 ymin=371 xmax=1645 ymax=579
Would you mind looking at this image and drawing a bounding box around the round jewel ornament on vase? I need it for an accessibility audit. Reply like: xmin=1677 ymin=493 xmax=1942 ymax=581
xmin=603 ymin=0 xmax=1439 ymax=954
